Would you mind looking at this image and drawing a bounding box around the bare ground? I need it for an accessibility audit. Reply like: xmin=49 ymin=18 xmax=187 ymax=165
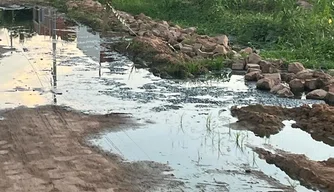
xmin=252 ymin=147 xmax=334 ymax=192
xmin=0 ymin=105 xmax=178 ymax=192
xmin=230 ymin=103 xmax=334 ymax=146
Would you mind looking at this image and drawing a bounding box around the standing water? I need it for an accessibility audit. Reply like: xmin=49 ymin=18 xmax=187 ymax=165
xmin=0 ymin=6 xmax=332 ymax=192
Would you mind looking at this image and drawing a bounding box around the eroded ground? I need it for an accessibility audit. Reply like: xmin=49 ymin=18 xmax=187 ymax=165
xmin=231 ymin=103 xmax=334 ymax=146
xmin=0 ymin=106 xmax=176 ymax=192
xmin=252 ymin=147 xmax=334 ymax=192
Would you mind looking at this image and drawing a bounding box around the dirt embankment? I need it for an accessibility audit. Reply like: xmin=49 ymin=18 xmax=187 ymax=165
xmin=0 ymin=106 xmax=177 ymax=192
xmin=231 ymin=104 xmax=334 ymax=146
xmin=252 ymin=147 xmax=334 ymax=192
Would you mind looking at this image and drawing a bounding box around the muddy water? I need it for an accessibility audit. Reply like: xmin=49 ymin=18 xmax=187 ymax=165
xmin=0 ymin=11 xmax=332 ymax=192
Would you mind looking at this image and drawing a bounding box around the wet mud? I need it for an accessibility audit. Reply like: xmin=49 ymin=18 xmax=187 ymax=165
xmin=252 ymin=147 xmax=334 ymax=192
xmin=231 ymin=103 xmax=334 ymax=146
xmin=0 ymin=105 xmax=179 ymax=192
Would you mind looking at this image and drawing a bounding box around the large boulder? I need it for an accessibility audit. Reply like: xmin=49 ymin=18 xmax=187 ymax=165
xmin=304 ymin=79 xmax=318 ymax=91
xmin=288 ymin=62 xmax=305 ymax=74
xmin=277 ymin=87 xmax=294 ymax=98
xmin=296 ymin=69 xmax=314 ymax=79
xmin=245 ymin=71 xmax=262 ymax=81
xmin=256 ymin=78 xmax=274 ymax=90
xmin=306 ymin=89 xmax=328 ymax=100
xmin=247 ymin=53 xmax=261 ymax=64
xmin=289 ymin=79 xmax=305 ymax=93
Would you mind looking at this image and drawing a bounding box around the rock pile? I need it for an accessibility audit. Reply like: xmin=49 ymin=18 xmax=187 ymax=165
xmin=98 ymin=11 xmax=235 ymax=62
xmin=242 ymin=54 xmax=334 ymax=104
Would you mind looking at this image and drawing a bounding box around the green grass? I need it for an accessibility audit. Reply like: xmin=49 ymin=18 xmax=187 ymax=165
xmin=108 ymin=0 xmax=334 ymax=69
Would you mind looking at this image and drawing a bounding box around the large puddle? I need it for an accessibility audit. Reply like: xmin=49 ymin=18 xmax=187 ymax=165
xmin=0 ymin=5 xmax=332 ymax=192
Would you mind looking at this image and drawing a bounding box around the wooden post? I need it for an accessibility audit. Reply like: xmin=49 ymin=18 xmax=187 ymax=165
xmin=51 ymin=9 xmax=57 ymax=104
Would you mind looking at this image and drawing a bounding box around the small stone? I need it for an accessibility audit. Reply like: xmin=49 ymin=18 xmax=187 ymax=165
xmin=323 ymin=84 xmax=334 ymax=93
xmin=247 ymin=68 xmax=261 ymax=73
xmin=263 ymin=73 xmax=281 ymax=85
xmin=325 ymin=92 xmax=334 ymax=105
xmin=213 ymin=45 xmax=228 ymax=55
xmin=306 ymin=89 xmax=327 ymax=100
xmin=296 ymin=69 xmax=314 ymax=79
xmin=328 ymin=69 xmax=334 ymax=77
xmin=138 ymin=31 xmax=146 ymax=36
xmin=180 ymin=46 xmax=193 ymax=53
xmin=281 ymin=73 xmax=296 ymax=83
xmin=192 ymin=43 xmax=202 ymax=51
xmin=240 ymin=47 xmax=253 ymax=55
xmin=313 ymin=70 xmax=332 ymax=79
xmin=288 ymin=62 xmax=305 ymax=74
xmin=270 ymin=83 xmax=287 ymax=94
xmin=182 ymin=27 xmax=196 ymax=34
xmin=289 ymin=79 xmax=305 ymax=93
xmin=304 ymin=79 xmax=318 ymax=91
xmin=246 ymin=64 xmax=260 ymax=70
xmin=196 ymin=49 xmax=214 ymax=58
xmin=259 ymin=60 xmax=274 ymax=73
xmin=173 ymin=43 xmax=182 ymax=50
xmin=231 ymin=60 xmax=245 ymax=70
xmin=256 ymin=78 xmax=274 ymax=90
xmin=152 ymin=29 xmax=160 ymax=37
xmin=245 ymin=71 xmax=262 ymax=81
xmin=277 ymin=87 xmax=294 ymax=98
xmin=247 ymin=53 xmax=261 ymax=64
xmin=198 ymin=39 xmax=217 ymax=52
xmin=215 ymin=35 xmax=229 ymax=48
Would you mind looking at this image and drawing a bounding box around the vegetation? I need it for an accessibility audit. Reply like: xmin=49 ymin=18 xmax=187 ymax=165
xmin=109 ymin=0 xmax=334 ymax=69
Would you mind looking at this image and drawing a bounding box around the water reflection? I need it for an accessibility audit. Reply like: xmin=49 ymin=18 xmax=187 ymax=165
xmin=0 ymin=5 xmax=119 ymax=106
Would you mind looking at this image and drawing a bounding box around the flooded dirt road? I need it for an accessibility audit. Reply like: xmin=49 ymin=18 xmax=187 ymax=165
xmin=0 ymin=106 xmax=177 ymax=192
xmin=0 ymin=5 xmax=333 ymax=192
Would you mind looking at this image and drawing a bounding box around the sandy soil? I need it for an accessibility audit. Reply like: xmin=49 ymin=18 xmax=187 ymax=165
xmin=252 ymin=147 xmax=334 ymax=192
xmin=231 ymin=103 xmax=334 ymax=146
xmin=0 ymin=105 xmax=177 ymax=192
